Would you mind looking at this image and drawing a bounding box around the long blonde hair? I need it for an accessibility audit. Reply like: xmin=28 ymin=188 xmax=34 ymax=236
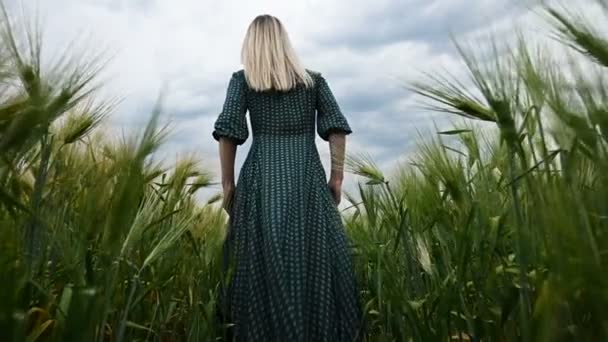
xmin=241 ymin=14 xmax=314 ymax=92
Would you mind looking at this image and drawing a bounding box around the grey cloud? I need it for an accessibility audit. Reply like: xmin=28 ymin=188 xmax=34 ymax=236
xmin=314 ymin=0 xmax=526 ymax=52
xmin=339 ymin=87 xmax=403 ymax=113
xmin=25 ymin=0 xmax=538 ymax=200
xmin=91 ymin=0 xmax=157 ymax=13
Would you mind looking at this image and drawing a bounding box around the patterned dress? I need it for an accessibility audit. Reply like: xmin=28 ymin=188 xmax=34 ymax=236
xmin=212 ymin=69 xmax=364 ymax=342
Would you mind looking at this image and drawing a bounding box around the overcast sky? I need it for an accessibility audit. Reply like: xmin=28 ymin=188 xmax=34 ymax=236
xmin=7 ymin=0 xmax=556 ymax=201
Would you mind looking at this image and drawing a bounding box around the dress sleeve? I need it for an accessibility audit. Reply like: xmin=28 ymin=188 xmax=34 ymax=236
xmin=212 ymin=72 xmax=249 ymax=145
xmin=315 ymin=73 xmax=353 ymax=141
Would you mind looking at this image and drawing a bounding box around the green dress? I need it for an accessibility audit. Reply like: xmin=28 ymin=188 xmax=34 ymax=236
xmin=213 ymin=69 xmax=364 ymax=342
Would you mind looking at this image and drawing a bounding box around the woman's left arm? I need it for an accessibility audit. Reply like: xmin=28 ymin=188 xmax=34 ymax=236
xmin=219 ymin=137 xmax=237 ymax=211
xmin=328 ymin=132 xmax=346 ymax=205
xmin=212 ymin=71 xmax=249 ymax=212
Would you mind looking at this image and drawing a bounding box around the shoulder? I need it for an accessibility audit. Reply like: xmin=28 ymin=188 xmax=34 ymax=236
xmin=232 ymin=69 xmax=245 ymax=77
xmin=227 ymin=69 xmax=248 ymax=90
xmin=305 ymin=68 xmax=323 ymax=79
xmin=304 ymin=69 xmax=328 ymax=89
xmin=230 ymin=69 xmax=246 ymax=81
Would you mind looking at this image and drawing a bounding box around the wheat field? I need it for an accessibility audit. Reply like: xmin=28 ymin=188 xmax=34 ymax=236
xmin=1 ymin=1 xmax=607 ymax=341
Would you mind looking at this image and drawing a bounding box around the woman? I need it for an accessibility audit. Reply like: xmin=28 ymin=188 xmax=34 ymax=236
xmin=212 ymin=14 xmax=364 ymax=342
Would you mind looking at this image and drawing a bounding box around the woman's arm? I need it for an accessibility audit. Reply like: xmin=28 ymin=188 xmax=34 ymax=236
xmin=328 ymin=132 xmax=346 ymax=205
xmin=212 ymin=72 xmax=249 ymax=212
xmin=328 ymin=132 xmax=346 ymax=180
xmin=219 ymin=137 xmax=237 ymax=210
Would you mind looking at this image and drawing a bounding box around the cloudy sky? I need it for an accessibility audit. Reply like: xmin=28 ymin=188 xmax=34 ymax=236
xmin=8 ymin=0 xmax=549 ymax=201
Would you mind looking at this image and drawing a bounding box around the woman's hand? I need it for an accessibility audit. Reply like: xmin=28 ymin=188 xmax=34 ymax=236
xmin=222 ymin=181 xmax=236 ymax=213
xmin=327 ymin=177 xmax=343 ymax=206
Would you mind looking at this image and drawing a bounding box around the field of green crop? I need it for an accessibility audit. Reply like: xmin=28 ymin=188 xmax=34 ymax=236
xmin=1 ymin=1 xmax=607 ymax=341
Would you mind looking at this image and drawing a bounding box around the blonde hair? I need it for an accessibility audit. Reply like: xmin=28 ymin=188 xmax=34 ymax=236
xmin=241 ymin=14 xmax=314 ymax=92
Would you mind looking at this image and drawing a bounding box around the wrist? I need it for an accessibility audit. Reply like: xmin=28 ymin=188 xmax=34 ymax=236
xmin=222 ymin=179 xmax=235 ymax=187
xmin=329 ymin=172 xmax=344 ymax=183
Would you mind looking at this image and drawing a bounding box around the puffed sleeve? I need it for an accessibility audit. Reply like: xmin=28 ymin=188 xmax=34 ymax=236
xmin=212 ymin=71 xmax=249 ymax=145
xmin=315 ymin=73 xmax=353 ymax=141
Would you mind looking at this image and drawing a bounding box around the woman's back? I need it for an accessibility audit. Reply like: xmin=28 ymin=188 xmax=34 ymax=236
xmin=212 ymin=13 xmax=364 ymax=342
xmin=213 ymin=69 xmax=352 ymax=143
